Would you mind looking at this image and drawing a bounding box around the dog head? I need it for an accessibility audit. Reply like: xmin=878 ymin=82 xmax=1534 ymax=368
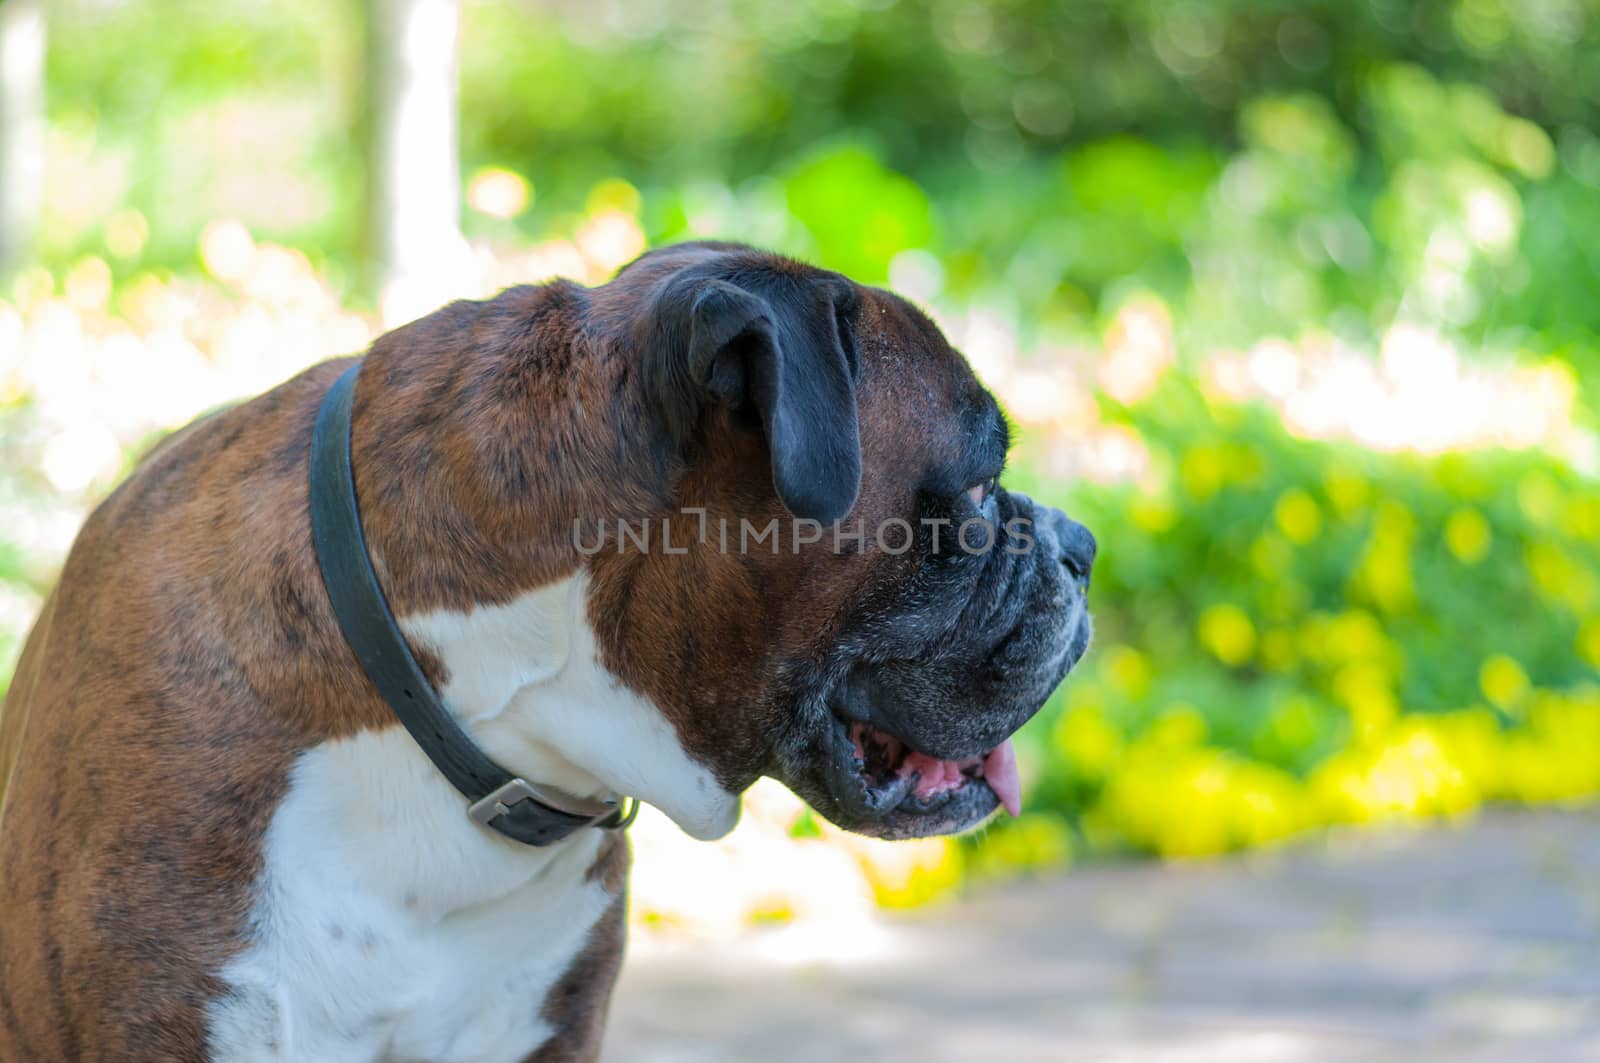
xmin=577 ymin=242 xmax=1095 ymax=840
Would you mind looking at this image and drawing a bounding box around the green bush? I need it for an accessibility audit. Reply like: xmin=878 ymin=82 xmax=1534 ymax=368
xmin=979 ymin=373 xmax=1600 ymax=864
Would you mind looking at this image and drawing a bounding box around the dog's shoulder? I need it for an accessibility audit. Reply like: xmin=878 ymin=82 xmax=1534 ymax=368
xmin=0 ymin=358 xmax=364 ymax=1058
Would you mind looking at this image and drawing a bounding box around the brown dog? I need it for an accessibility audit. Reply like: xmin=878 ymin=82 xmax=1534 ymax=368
xmin=0 ymin=242 xmax=1094 ymax=1061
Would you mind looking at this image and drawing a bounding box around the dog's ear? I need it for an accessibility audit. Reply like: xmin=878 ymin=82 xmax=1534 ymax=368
xmin=651 ymin=272 xmax=862 ymax=525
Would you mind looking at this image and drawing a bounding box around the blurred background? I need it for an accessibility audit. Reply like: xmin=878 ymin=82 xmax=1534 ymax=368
xmin=1 ymin=1 xmax=1598 ymax=1052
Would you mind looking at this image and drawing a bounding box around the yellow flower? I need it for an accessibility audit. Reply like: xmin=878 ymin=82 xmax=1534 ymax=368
xmin=1199 ymin=604 xmax=1256 ymax=666
xmin=1560 ymin=498 xmax=1600 ymax=542
xmin=1578 ymin=620 xmax=1600 ymax=669
xmin=586 ymin=176 xmax=642 ymax=216
xmin=1311 ymin=722 xmax=1475 ymax=823
xmin=1274 ymin=489 xmax=1322 ymax=545
xmin=1479 ymin=654 xmax=1531 ymax=710
xmin=1324 ymin=469 xmax=1371 ymax=518
xmin=1104 ymin=746 xmax=1307 ymax=857
xmin=855 ymin=837 xmax=964 ymax=909
xmin=1053 ymin=705 xmax=1123 ymax=779
xmin=1444 ymin=507 xmax=1492 ymax=564
xmin=1525 ymin=542 xmax=1597 ymax=614
xmin=1329 ymin=609 xmax=1391 ymax=663
xmin=1130 ymin=496 xmax=1178 ymax=533
xmin=1180 ymin=446 xmax=1225 ymax=501
xmin=1104 ymin=646 xmax=1152 ymax=699
xmin=1150 ymin=705 xmax=1209 ymax=747
xmin=968 ymin=815 xmax=1074 ymax=879
xmin=1351 ymin=502 xmax=1416 ymax=613
xmin=1333 ymin=663 xmax=1400 ymax=738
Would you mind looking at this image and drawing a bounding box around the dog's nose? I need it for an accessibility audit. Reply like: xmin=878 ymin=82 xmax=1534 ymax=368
xmin=1011 ymin=493 xmax=1097 ymax=586
xmin=1057 ymin=515 xmax=1096 ymax=585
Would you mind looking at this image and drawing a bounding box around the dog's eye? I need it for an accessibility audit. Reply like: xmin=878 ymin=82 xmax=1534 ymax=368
xmin=966 ymin=477 xmax=998 ymax=507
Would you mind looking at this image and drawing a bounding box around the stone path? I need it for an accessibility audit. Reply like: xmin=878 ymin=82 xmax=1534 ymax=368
xmin=604 ymin=809 xmax=1600 ymax=1061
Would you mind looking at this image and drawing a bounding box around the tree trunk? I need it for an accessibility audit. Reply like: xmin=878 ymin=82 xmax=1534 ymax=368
xmin=0 ymin=0 xmax=46 ymax=275
xmin=363 ymin=0 xmax=472 ymax=325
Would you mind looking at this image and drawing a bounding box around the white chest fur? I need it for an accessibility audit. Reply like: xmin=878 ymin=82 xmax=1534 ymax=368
xmin=207 ymin=573 xmax=739 ymax=1061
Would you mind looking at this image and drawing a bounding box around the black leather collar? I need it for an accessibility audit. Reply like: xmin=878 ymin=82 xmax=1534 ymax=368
xmin=308 ymin=363 xmax=636 ymax=847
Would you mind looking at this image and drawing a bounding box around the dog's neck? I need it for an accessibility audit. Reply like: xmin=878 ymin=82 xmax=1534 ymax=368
xmin=396 ymin=570 xmax=740 ymax=843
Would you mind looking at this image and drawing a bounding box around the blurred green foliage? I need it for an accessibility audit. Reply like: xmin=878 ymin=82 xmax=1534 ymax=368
xmin=8 ymin=0 xmax=1600 ymax=876
xmin=39 ymin=0 xmax=1600 ymax=391
xmin=983 ymin=376 xmax=1600 ymax=864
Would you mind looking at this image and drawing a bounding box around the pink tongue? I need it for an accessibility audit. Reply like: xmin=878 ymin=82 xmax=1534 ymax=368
xmin=896 ymin=738 xmax=1023 ymax=817
xmin=982 ymin=740 xmax=1022 ymax=817
xmin=900 ymin=749 xmax=964 ymax=797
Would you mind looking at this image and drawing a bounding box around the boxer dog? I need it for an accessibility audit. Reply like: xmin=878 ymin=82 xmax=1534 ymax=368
xmin=0 ymin=242 xmax=1095 ymax=1061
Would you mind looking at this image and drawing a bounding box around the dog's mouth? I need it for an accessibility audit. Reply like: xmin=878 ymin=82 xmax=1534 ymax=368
xmin=808 ymin=709 xmax=1019 ymax=838
xmin=844 ymin=716 xmax=1021 ymax=816
xmin=782 ymin=572 xmax=1090 ymax=840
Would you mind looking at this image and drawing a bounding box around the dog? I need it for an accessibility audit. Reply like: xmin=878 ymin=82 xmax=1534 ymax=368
xmin=0 ymin=241 xmax=1095 ymax=1061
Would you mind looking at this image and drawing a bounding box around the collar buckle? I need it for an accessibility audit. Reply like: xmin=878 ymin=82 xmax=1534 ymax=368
xmin=467 ymin=777 xmax=627 ymax=829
